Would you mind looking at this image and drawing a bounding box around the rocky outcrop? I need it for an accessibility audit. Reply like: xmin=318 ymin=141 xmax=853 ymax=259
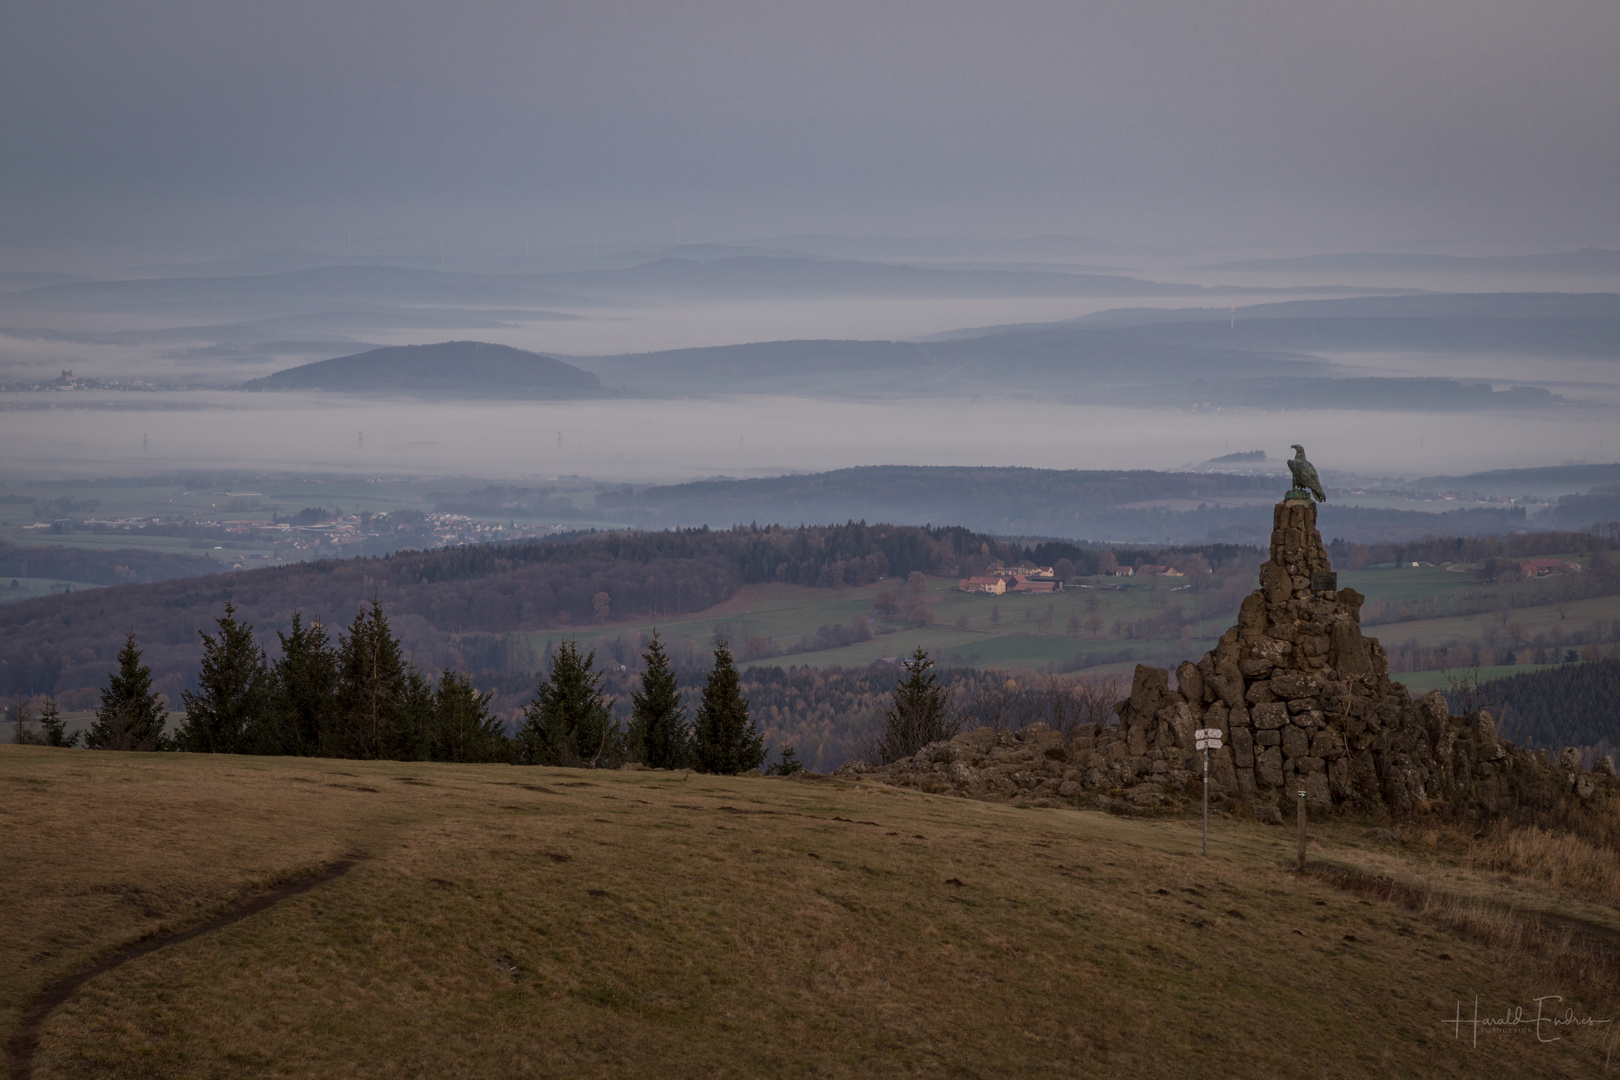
xmin=859 ymin=499 xmax=1617 ymax=822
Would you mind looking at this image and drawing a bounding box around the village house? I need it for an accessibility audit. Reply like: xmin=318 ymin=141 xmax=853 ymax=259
xmin=957 ymin=575 xmax=1007 ymax=595
xmin=1519 ymin=558 xmax=1582 ymax=577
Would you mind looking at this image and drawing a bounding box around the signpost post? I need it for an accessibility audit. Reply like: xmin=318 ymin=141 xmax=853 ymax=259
xmin=1193 ymin=728 xmax=1222 ymax=856
xmin=1297 ymin=787 xmax=1308 ymax=870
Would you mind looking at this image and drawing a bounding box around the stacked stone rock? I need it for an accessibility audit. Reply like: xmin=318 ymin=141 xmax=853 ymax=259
xmin=858 ymin=499 xmax=1615 ymax=820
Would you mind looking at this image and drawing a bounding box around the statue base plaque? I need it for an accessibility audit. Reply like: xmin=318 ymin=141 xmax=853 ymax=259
xmin=1283 ymin=490 xmax=1313 ymax=501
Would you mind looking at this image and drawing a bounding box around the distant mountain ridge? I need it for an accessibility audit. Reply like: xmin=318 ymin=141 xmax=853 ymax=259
xmin=243 ymin=341 xmax=602 ymax=396
xmin=1196 ymin=249 xmax=1620 ymax=275
xmin=566 ymin=292 xmax=1610 ymax=404
xmin=533 ymin=255 xmax=1415 ymax=301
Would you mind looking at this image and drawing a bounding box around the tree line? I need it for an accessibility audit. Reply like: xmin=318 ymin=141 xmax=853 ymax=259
xmin=13 ymin=599 xmax=1127 ymax=775
xmin=33 ymin=602 xmax=776 ymax=774
xmin=1326 ymin=530 xmax=1619 ymax=571
xmin=1 ymin=522 xmax=1017 ymax=706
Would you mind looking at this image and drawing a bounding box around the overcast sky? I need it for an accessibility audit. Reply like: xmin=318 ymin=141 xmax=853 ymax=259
xmin=3 ymin=0 xmax=1616 ymax=254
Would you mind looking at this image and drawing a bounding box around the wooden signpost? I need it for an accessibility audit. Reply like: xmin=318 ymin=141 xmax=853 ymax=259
xmin=1194 ymin=728 xmax=1222 ymax=855
xmin=1298 ymin=787 xmax=1308 ymax=870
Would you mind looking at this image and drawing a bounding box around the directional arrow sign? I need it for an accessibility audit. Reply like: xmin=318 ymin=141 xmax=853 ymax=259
xmin=1194 ymin=728 xmax=1221 ymax=740
xmin=1195 ymin=737 xmax=1223 ymax=750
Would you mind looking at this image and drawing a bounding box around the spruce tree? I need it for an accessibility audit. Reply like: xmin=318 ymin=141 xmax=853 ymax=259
xmin=693 ymin=640 xmax=764 ymax=774
xmin=85 ymin=633 xmax=168 ymax=751
xmin=874 ymin=647 xmax=954 ymax=764
xmin=519 ymin=638 xmax=616 ymax=767
xmin=627 ymin=630 xmax=688 ymax=768
xmin=390 ymin=667 xmax=433 ymax=762
xmin=765 ymin=743 xmax=802 ymax=775
xmin=178 ymin=601 xmax=269 ymax=754
xmin=430 ymin=669 xmax=508 ymax=763
xmin=332 ymin=600 xmax=411 ymax=759
xmin=40 ymin=696 xmax=77 ymax=748
xmin=266 ymin=613 xmax=337 ymax=756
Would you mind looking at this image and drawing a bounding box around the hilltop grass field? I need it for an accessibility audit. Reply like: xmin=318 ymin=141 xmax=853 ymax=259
xmin=4 ymin=745 xmax=1617 ymax=1078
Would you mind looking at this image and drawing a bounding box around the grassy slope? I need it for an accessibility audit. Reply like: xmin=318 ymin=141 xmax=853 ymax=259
xmin=4 ymin=746 xmax=1616 ymax=1079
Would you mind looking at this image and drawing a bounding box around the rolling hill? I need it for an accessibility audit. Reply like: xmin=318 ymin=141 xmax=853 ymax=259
xmin=1197 ymin=248 xmax=1620 ymax=275
xmin=570 ymin=293 xmax=1615 ymax=399
xmin=242 ymin=341 xmax=603 ymax=395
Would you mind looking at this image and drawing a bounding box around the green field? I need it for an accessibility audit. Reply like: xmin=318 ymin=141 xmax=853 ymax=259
xmin=526 ymin=577 xmax=1216 ymax=674
xmin=515 ymin=557 xmax=1620 ymax=681
xmin=0 ymin=578 xmax=102 ymax=603
xmin=1392 ymin=665 xmax=1545 ymax=696
xmin=1367 ymin=592 xmax=1620 ymax=650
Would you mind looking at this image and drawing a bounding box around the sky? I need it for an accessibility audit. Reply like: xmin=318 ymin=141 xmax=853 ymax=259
xmin=4 ymin=0 xmax=1617 ymax=255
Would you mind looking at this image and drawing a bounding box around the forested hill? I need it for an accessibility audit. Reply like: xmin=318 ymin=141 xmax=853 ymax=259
xmin=596 ymin=466 xmax=1280 ymax=537
xmin=0 ymin=541 xmax=221 ymax=586
xmin=591 ymin=465 xmax=1557 ymax=543
xmin=0 ymin=523 xmax=1001 ymax=707
xmin=1478 ymin=659 xmax=1620 ymax=759
xmin=242 ymin=341 xmax=602 ymax=395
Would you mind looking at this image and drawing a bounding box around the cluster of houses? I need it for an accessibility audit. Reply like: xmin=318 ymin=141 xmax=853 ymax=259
xmin=1519 ymin=558 xmax=1584 ymax=578
xmin=957 ymin=565 xmax=1059 ymax=595
xmin=1103 ymin=563 xmax=1186 ymax=578
xmin=957 ymin=560 xmax=1191 ymax=594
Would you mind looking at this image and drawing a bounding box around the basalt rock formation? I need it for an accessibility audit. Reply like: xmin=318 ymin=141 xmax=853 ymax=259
xmin=857 ymin=499 xmax=1616 ymax=821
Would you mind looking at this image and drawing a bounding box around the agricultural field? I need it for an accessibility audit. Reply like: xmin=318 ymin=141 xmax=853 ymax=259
xmin=525 ymin=577 xmax=1220 ymax=676
xmin=528 ymin=557 xmax=1620 ymax=687
xmin=4 ymin=745 xmax=1617 ymax=1078
xmin=0 ymin=578 xmax=102 ymax=604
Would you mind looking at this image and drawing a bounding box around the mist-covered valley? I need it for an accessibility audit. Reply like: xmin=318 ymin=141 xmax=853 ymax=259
xmin=1 ymin=242 xmax=1617 ymax=511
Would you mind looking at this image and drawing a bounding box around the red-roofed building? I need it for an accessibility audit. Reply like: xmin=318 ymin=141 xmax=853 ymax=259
xmin=1520 ymin=558 xmax=1580 ymax=577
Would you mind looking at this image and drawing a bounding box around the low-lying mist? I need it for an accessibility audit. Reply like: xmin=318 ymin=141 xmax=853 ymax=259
xmin=2 ymin=390 xmax=1614 ymax=484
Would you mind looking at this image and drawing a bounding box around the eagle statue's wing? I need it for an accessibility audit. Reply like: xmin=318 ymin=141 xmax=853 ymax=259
xmin=1299 ymin=459 xmax=1326 ymax=502
xmin=1287 ymin=455 xmax=1327 ymax=502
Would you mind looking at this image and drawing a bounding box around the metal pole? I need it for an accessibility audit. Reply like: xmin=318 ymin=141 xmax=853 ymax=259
xmin=1296 ymin=787 xmax=1307 ymax=870
xmin=1202 ymin=747 xmax=1209 ymax=856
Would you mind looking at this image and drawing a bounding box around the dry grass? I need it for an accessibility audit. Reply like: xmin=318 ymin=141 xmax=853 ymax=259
xmin=1476 ymin=819 xmax=1620 ymax=902
xmin=4 ymin=744 xmax=1619 ymax=1078
xmin=1308 ymin=863 xmax=1620 ymax=998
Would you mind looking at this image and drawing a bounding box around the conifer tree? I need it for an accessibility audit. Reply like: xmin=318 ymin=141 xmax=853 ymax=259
xmin=178 ymin=601 xmax=269 ymax=754
xmin=519 ymin=638 xmax=616 ymax=766
xmin=874 ymin=647 xmax=954 ymax=764
xmin=39 ymin=696 xmax=77 ymax=748
xmin=332 ymin=600 xmax=410 ymax=759
xmin=693 ymin=640 xmax=764 ymax=774
xmin=86 ymin=633 xmax=168 ymax=751
xmin=627 ymin=630 xmax=688 ymax=768
xmin=266 ymin=613 xmax=337 ymax=756
xmin=390 ymin=667 xmax=433 ymax=762
xmin=430 ymin=669 xmax=508 ymax=763
xmin=765 ymin=743 xmax=802 ymax=775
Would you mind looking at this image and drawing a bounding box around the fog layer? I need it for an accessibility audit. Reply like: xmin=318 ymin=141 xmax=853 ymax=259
xmin=3 ymin=391 xmax=1613 ymax=484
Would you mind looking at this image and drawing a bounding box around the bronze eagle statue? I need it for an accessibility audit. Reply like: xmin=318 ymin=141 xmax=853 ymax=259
xmin=1288 ymin=444 xmax=1327 ymax=502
